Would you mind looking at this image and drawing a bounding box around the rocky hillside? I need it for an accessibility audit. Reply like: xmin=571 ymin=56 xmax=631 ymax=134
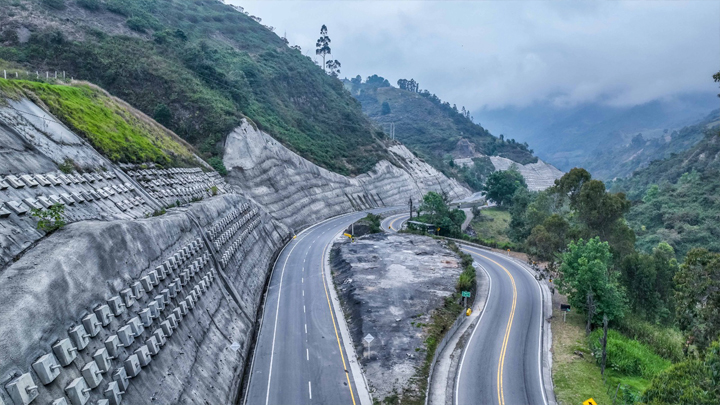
xmin=0 ymin=0 xmax=390 ymax=175
xmin=584 ymin=109 xmax=720 ymax=180
xmin=345 ymin=76 xmax=562 ymax=191
xmin=610 ymin=117 xmax=720 ymax=257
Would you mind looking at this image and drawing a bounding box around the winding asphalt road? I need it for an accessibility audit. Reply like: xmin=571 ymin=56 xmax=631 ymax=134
xmin=382 ymin=212 xmax=547 ymax=405
xmin=456 ymin=245 xmax=547 ymax=405
xmin=245 ymin=209 xmax=392 ymax=405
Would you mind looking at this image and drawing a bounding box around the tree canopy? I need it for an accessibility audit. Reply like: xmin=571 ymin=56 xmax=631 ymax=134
xmin=483 ymin=167 xmax=527 ymax=206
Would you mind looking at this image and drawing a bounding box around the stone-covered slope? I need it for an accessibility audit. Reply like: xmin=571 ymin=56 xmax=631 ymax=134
xmin=223 ymin=120 xmax=471 ymax=231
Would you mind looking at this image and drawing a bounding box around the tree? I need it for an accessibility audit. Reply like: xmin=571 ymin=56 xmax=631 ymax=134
xmin=572 ymin=180 xmax=631 ymax=238
xmin=366 ymin=74 xmax=390 ymax=87
xmin=620 ymin=242 xmax=678 ymax=323
xmin=552 ymin=167 xmax=592 ymax=206
xmin=674 ymin=248 xmax=720 ymax=350
xmin=483 ymin=167 xmax=527 ymax=206
xmin=417 ymin=191 xmax=465 ymax=237
xmin=315 ymin=25 xmax=331 ymax=72
xmin=153 ymin=103 xmax=173 ymax=127
xmin=642 ymin=338 xmax=720 ymax=404
xmin=714 ymin=70 xmax=720 ymax=97
xmin=325 ymin=59 xmax=341 ymax=77
xmin=381 ymin=101 xmax=391 ymax=115
xmin=526 ymin=214 xmax=569 ymax=261
xmin=557 ymin=237 xmax=627 ymax=327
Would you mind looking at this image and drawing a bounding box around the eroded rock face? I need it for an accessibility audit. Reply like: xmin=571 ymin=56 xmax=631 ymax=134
xmin=330 ymin=233 xmax=462 ymax=401
xmin=223 ymin=121 xmax=471 ymax=230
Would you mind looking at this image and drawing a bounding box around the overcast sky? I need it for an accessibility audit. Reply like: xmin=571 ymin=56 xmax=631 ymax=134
xmin=233 ymin=1 xmax=720 ymax=111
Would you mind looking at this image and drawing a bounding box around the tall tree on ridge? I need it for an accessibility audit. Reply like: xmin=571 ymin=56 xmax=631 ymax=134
xmin=316 ymin=25 xmax=331 ymax=72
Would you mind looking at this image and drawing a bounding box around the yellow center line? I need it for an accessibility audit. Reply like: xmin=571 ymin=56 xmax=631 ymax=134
xmin=320 ymin=239 xmax=357 ymax=405
xmin=461 ymin=246 xmax=517 ymax=405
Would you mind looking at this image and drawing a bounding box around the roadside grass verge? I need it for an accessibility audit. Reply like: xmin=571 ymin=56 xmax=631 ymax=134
xmin=553 ymin=294 xmax=674 ymax=404
xmin=470 ymin=207 xmax=512 ymax=243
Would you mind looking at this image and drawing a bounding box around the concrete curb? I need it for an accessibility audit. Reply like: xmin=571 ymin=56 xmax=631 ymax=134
xmin=324 ymin=230 xmax=374 ymax=405
xmin=454 ymin=241 xmax=557 ymax=405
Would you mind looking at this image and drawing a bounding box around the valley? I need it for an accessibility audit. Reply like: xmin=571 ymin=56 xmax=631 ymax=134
xmin=0 ymin=1 xmax=718 ymax=405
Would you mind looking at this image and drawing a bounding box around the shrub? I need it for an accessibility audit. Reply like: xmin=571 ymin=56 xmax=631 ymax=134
xmin=42 ymin=0 xmax=65 ymax=10
xmin=58 ymin=158 xmax=75 ymax=174
xmin=126 ymin=17 xmax=150 ymax=33
xmin=30 ymin=204 xmax=66 ymax=233
xmin=77 ymin=0 xmax=101 ymax=11
xmin=208 ymin=157 xmax=227 ymax=175
xmin=617 ymin=316 xmax=685 ymax=362
xmin=588 ymin=329 xmax=670 ymax=379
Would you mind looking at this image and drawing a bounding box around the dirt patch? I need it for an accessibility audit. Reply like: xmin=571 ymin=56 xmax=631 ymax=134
xmin=331 ymin=233 xmax=462 ymax=403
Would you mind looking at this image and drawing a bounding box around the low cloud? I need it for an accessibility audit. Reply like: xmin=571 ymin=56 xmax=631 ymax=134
xmin=235 ymin=1 xmax=720 ymax=110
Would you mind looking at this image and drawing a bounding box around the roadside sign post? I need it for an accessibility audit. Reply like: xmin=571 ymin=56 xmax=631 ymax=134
xmin=461 ymin=291 xmax=471 ymax=309
xmin=560 ymin=304 xmax=571 ymax=322
xmin=363 ymin=333 xmax=375 ymax=358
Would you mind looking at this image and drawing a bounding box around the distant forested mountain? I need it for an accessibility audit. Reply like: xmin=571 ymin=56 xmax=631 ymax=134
xmin=344 ymin=75 xmax=538 ymax=190
xmin=583 ymin=109 xmax=720 ymax=180
xmin=474 ymin=93 xmax=718 ymax=173
xmin=609 ymin=114 xmax=720 ymax=257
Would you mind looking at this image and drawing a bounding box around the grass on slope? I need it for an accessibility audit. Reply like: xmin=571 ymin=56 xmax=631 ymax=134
xmin=553 ymin=295 xmax=674 ymax=405
xmin=0 ymin=0 xmax=390 ymax=175
xmin=470 ymin=208 xmax=511 ymax=243
xmin=0 ymin=78 xmax=197 ymax=166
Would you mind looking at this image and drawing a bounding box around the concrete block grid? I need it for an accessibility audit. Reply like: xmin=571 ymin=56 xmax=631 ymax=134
xmin=125 ymin=167 xmax=229 ymax=206
xmin=0 ymin=169 xmax=159 ymax=267
xmin=0 ymin=194 xmax=287 ymax=405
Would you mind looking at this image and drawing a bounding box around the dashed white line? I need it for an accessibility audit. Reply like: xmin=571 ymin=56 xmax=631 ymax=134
xmin=302 ymin=290 xmax=305 ymax=297
xmin=303 ymin=305 xmax=306 ymax=313
xmin=302 ymin=277 xmax=304 ymax=283
xmin=309 ymin=381 xmax=312 ymax=399
xmin=305 ymin=324 xmax=307 ymax=334
xmin=306 ymin=348 xmax=309 ymax=361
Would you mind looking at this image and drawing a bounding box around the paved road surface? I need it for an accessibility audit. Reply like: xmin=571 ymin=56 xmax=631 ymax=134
xmin=456 ymin=245 xmax=547 ymax=405
xmin=381 ymin=213 xmax=409 ymax=232
xmin=245 ymin=209 xmax=392 ymax=405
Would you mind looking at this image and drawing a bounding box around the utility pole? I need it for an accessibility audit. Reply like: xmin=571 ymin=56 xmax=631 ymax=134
xmin=409 ymin=198 xmax=413 ymax=220
xmin=601 ymin=314 xmax=609 ymax=377
xmin=586 ymin=291 xmax=595 ymax=336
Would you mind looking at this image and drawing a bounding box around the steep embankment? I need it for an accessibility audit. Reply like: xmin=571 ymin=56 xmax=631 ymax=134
xmin=0 ymin=86 xmax=292 ymax=404
xmin=0 ymin=0 xmax=389 ymax=175
xmin=610 ymin=117 xmax=720 ymax=257
xmin=346 ymin=78 xmax=562 ymax=190
xmin=223 ymin=120 xmax=470 ymax=231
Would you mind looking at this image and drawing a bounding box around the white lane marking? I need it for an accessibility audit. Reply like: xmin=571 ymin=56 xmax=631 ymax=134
xmin=307 ymin=348 xmax=309 ymax=361
xmin=264 ymin=233 xmax=310 ymax=405
xmin=305 ymin=324 xmax=307 ymax=334
xmin=309 ymin=381 xmax=312 ymax=399
xmin=303 ymin=290 xmax=305 ymax=297
xmin=302 ymin=277 xmax=304 ymax=283
xmin=455 ymin=258 xmax=493 ymax=405
xmin=304 ymin=305 xmax=306 ymax=313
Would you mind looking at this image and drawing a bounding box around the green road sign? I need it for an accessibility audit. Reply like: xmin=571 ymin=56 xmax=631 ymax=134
xmin=461 ymin=291 xmax=471 ymax=298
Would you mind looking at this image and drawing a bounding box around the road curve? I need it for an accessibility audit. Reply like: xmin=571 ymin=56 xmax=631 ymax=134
xmin=456 ymin=245 xmax=547 ymax=405
xmin=245 ymin=209 xmax=393 ymax=405
xmin=381 ymin=212 xmax=410 ymax=232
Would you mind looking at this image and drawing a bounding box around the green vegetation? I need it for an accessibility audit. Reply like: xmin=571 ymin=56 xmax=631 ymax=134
xmin=609 ymin=117 xmax=720 ymax=258
xmin=558 ymin=238 xmax=627 ymax=326
xmin=0 ymin=79 xmax=197 ymax=166
xmin=207 ymin=157 xmax=227 ymax=176
xmin=469 ymin=207 xmax=511 ymax=243
xmin=588 ymin=329 xmax=671 ymax=379
xmin=583 ymin=109 xmax=718 ymax=181
xmin=483 ymin=167 xmax=527 ymax=206
xmin=1 ymin=0 xmax=389 ymax=175
xmin=345 ymin=76 xmax=536 ymax=190
xmin=30 ymin=204 xmax=66 ymax=233
xmin=361 ymin=213 xmax=382 ymax=234
xmin=410 ymin=191 xmax=466 ymax=237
